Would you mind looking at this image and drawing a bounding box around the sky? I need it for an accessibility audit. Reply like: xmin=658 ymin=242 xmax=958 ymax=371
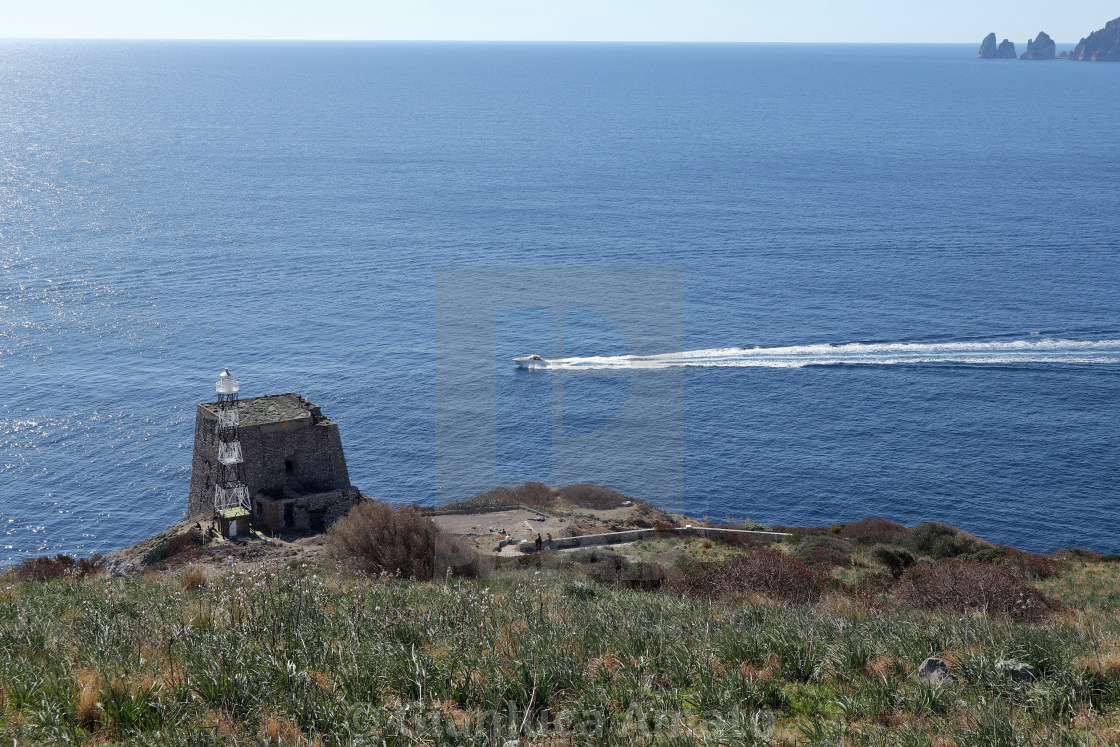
xmin=1 ymin=0 xmax=1116 ymax=43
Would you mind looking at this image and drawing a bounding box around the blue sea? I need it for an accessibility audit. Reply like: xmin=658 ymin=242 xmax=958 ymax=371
xmin=2 ymin=41 xmax=1119 ymax=563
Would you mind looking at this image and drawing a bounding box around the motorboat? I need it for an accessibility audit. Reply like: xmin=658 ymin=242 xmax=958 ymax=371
xmin=513 ymin=354 xmax=550 ymax=369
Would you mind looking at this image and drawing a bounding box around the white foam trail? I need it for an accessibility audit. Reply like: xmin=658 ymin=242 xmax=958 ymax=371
xmin=546 ymin=339 xmax=1120 ymax=370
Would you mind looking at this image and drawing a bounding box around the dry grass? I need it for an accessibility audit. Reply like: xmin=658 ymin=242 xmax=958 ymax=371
xmin=75 ymin=671 xmax=100 ymax=731
xmin=262 ymin=713 xmax=304 ymax=744
xmin=178 ymin=566 xmax=205 ymax=590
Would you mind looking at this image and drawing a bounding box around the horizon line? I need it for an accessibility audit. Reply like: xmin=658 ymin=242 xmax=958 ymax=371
xmin=0 ymin=37 xmax=1078 ymax=45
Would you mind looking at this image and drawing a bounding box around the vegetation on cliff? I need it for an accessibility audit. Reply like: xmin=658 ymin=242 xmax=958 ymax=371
xmin=3 ymin=505 xmax=1120 ymax=745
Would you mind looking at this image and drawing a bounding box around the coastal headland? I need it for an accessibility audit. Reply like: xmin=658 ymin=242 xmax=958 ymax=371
xmin=4 ymin=482 xmax=1120 ymax=743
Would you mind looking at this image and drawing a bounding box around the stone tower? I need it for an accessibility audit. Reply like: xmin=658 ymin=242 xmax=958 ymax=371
xmin=187 ymin=392 xmax=362 ymax=533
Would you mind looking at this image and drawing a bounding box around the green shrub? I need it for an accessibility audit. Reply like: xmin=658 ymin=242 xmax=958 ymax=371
xmin=794 ymin=535 xmax=854 ymax=556
xmin=871 ymin=545 xmax=916 ymax=579
xmin=792 ymin=536 xmax=855 ymax=570
xmin=562 ymin=581 xmax=599 ymax=600
xmin=904 ymin=522 xmax=986 ymax=559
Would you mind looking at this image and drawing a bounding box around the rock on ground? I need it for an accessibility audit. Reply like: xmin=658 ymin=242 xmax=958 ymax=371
xmin=997 ymin=660 xmax=1039 ymax=682
xmin=918 ymin=657 xmax=959 ymax=685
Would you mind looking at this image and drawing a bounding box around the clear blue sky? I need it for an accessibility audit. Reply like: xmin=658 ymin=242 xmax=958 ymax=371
xmin=2 ymin=0 xmax=1116 ymax=43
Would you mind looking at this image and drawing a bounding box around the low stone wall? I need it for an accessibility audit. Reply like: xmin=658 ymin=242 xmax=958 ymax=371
xmin=518 ymin=526 xmax=791 ymax=553
xmin=422 ymin=503 xmax=522 ymax=517
xmin=423 ymin=503 xmax=565 ymax=518
xmin=255 ymin=487 xmax=362 ymax=534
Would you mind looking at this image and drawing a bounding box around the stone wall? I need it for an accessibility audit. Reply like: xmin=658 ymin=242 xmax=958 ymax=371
xmin=255 ymin=488 xmax=363 ymax=534
xmin=517 ymin=526 xmax=792 ymax=553
xmin=187 ymin=394 xmax=354 ymax=521
xmin=187 ymin=406 xmax=223 ymax=518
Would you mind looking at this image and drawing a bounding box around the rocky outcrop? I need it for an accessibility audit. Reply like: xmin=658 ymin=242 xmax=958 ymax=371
xmin=978 ymin=33 xmax=998 ymax=58
xmin=997 ymin=660 xmax=1039 ymax=682
xmin=979 ymin=33 xmax=1017 ymax=59
xmin=918 ymin=657 xmax=959 ymax=686
xmin=1021 ymin=31 xmax=1056 ymax=60
xmin=996 ymin=39 xmax=1018 ymax=58
xmin=1071 ymin=16 xmax=1120 ymax=61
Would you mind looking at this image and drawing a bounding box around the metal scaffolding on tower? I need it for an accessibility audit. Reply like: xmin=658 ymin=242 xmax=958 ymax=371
xmin=213 ymin=368 xmax=250 ymax=533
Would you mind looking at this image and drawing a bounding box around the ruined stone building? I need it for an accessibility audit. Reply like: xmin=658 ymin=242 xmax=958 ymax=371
xmin=187 ymin=393 xmax=362 ymax=533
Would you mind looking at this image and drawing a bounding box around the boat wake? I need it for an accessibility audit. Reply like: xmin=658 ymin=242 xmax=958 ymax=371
xmin=537 ymin=338 xmax=1120 ymax=370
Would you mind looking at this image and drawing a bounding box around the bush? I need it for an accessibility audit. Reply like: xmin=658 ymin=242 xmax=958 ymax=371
xmin=569 ymin=547 xmax=624 ymax=565
xmin=959 ymin=546 xmax=1062 ymax=580
xmin=667 ymin=549 xmax=823 ymax=604
xmin=793 ymin=535 xmax=855 ymax=569
xmin=797 ymin=546 xmax=852 ymax=571
xmin=327 ymin=500 xmax=483 ymax=579
xmin=710 ymin=530 xmax=771 ymax=551
xmin=904 ymin=522 xmax=986 ymax=559
xmin=871 ymin=545 xmax=916 ymax=579
xmin=776 ymin=516 xmax=908 ymax=547
xmin=794 ymin=535 xmax=855 ymax=556
xmin=426 ymin=487 xmax=519 ymax=513
xmin=3 ymin=553 xmax=98 ymax=582
xmin=513 ymin=481 xmax=556 ymax=507
xmin=573 ymin=551 xmax=665 ymax=590
xmin=840 ymin=517 xmax=909 ymax=546
xmin=721 ymin=516 xmax=773 ymax=532
xmin=562 ymin=580 xmax=599 ymax=600
xmin=892 ymin=560 xmax=1060 ymax=622
xmin=556 ymin=484 xmax=630 ymax=510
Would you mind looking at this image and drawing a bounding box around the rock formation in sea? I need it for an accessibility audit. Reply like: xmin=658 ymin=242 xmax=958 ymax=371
xmin=1070 ymin=16 xmax=1120 ymax=61
xmin=1021 ymin=31 xmax=1056 ymax=60
xmin=996 ymin=39 xmax=1018 ymax=58
xmin=978 ymin=33 xmax=998 ymax=58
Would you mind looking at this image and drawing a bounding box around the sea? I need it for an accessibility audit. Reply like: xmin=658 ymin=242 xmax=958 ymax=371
xmin=2 ymin=41 xmax=1118 ymax=563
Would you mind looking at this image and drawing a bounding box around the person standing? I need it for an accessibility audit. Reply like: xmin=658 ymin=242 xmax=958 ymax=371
xmin=535 ymin=534 xmax=543 ymax=553
xmin=546 ymin=533 xmax=553 ymax=550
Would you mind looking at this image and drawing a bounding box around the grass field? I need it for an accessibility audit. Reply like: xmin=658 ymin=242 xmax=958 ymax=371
xmin=3 ymin=523 xmax=1120 ymax=745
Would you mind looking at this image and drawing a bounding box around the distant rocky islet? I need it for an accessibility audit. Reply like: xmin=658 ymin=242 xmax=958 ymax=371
xmin=977 ymin=33 xmax=1018 ymax=59
xmin=978 ymin=16 xmax=1120 ymax=61
xmin=1021 ymin=31 xmax=1056 ymax=60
